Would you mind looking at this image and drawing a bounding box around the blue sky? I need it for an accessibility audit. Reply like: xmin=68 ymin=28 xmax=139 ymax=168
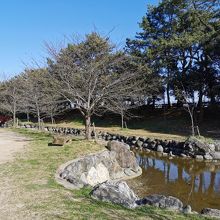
xmin=0 ymin=0 xmax=159 ymax=76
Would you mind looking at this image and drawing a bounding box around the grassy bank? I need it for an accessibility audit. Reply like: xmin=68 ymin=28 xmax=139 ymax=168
xmin=1 ymin=128 xmax=212 ymax=219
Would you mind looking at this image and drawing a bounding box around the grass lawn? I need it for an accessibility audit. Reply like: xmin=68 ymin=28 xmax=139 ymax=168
xmin=0 ymin=128 xmax=213 ymax=220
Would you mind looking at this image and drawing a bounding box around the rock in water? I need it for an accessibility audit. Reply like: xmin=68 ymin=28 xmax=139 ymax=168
xmin=136 ymin=194 xmax=183 ymax=211
xmin=201 ymin=208 xmax=220 ymax=218
xmin=90 ymin=180 xmax=139 ymax=208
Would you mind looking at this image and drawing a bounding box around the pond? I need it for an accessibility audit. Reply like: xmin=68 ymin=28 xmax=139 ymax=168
xmin=128 ymin=151 xmax=220 ymax=212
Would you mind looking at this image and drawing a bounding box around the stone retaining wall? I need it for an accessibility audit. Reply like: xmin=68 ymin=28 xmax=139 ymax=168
xmin=20 ymin=124 xmax=220 ymax=161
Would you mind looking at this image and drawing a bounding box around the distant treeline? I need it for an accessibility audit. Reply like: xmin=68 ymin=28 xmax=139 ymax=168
xmin=0 ymin=0 xmax=219 ymax=139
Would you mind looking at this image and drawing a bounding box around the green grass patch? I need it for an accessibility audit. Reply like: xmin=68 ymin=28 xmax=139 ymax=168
xmin=1 ymin=128 xmax=213 ymax=219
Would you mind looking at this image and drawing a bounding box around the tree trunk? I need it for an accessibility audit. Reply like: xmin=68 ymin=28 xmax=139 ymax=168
xmin=189 ymin=110 xmax=195 ymax=136
xmin=51 ymin=114 xmax=54 ymax=124
xmin=13 ymin=111 xmax=16 ymax=127
xmin=152 ymin=97 xmax=156 ymax=109
xmin=121 ymin=110 xmax=124 ymax=129
xmin=26 ymin=111 xmax=30 ymax=122
xmin=13 ymin=102 xmax=16 ymax=127
xmin=210 ymin=92 xmax=216 ymax=105
xmin=198 ymin=91 xmax=203 ymax=109
xmin=37 ymin=109 xmax=41 ymax=130
xmin=166 ymin=84 xmax=171 ymax=108
xmin=85 ymin=115 xmax=91 ymax=140
xmin=198 ymin=91 xmax=204 ymax=122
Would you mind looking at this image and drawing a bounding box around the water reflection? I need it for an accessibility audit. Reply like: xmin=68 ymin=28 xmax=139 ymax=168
xmin=129 ymin=151 xmax=220 ymax=212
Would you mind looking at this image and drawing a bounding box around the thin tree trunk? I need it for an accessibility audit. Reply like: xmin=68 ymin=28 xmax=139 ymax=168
xmin=121 ymin=110 xmax=124 ymax=129
xmin=210 ymin=92 xmax=216 ymax=105
xmin=198 ymin=90 xmax=204 ymax=122
xmin=198 ymin=91 xmax=203 ymax=110
xmin=26 ymin=111 xmax=30 ymax=122
xmin=188 ymin=106 xmax=195 ymax=136
xmin=13 ymin=103 xmax=16 ymax=127
xmin=51 ymin=114 xmax=54 ymax=124
xmin=152 ymin=97 xmax=156 ymax=109
xmin=13 ymin=112 xmax=16 ymax=127
xmin=85 ymin=115 xmax=91 ymax=140
xmin=166 ymin=84 xmax=171 ymax=108
xmin=37 ymin=109 xmax=41 ymax=130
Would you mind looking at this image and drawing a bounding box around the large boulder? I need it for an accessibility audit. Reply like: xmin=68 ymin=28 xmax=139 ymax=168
xmin=56 ymin=141 xmax=142 ymax=189
xmin=136 ymin=194 xmax=183 ymax=211
xmin=201 ymin=208 xmax=220 ymax=218
xmin=184 ymin=136 xmax=215 ymax=155
xmin=107 ymin=141 xmax=139 ymax=172
xmin=90 ymin=180 xmax=139 ymax=208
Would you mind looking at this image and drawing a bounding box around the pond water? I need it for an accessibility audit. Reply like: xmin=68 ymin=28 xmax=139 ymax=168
xmin=128 ymin=151 xmax=220 ymax=212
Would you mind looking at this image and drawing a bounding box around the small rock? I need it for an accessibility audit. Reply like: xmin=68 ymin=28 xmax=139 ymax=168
xmin=195 ymin=155 xmax=203 ymax=160
xmin=156 ymin=145 xmax=164 ymax=153
xmin=136 ymin=140 xmax=144 ymax=148
xmin=169 ymin=151 xmax=174 ymax=157
xmin=183 ymin=205 xmax=192 ymax=214
xmin=136 ymin=194 xmax=183 ymax=211
xmin=215 ymin=143 xmax=220 ymax=152
xmin=201 ymin=208 xmax=220 ymax=218
xmin=204 ymin=154 xmax=213 ymax=160
xmin=208 ymin=144 xmax=216 ymax=152
xmin=180 ymin=153 xmax=187 ymax=158
xmin=143 ymin=143 xmax=148 ymax=148
xmin=210 ymin=152 xmax=220 ymax=160
xmin=52 ymin=135 xmax=71 ymax=146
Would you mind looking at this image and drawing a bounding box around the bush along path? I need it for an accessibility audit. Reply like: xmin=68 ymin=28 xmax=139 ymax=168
xmin=0 ymin=128 xmax=211 ymax=220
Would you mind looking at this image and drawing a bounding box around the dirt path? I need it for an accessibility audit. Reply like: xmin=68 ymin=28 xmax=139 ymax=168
xmin=0 ymin=129 xmax=34 ymax=220
xmin=0 ymin=129 xmax=30 ymax=164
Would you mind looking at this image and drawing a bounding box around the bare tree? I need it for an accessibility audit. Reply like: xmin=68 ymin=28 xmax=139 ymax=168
xmin=175 ymin=84 xmax=199 ymax=136
xmin=41 ymin=95 xmax=65 ymax=124
xmin=0 ymin=76 xmax=23 ymax=127
xmin=47 ymin=32 xmax=146 ymax=139
xmin=21 ymin=69 xmax=49 ymax=129
xmin=106 ymin=96 xmax=139 ymax=129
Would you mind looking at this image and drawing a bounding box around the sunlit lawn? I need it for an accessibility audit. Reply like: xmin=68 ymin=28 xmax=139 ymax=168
xmin=0 ymin=128 xmax=212 ymax=219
